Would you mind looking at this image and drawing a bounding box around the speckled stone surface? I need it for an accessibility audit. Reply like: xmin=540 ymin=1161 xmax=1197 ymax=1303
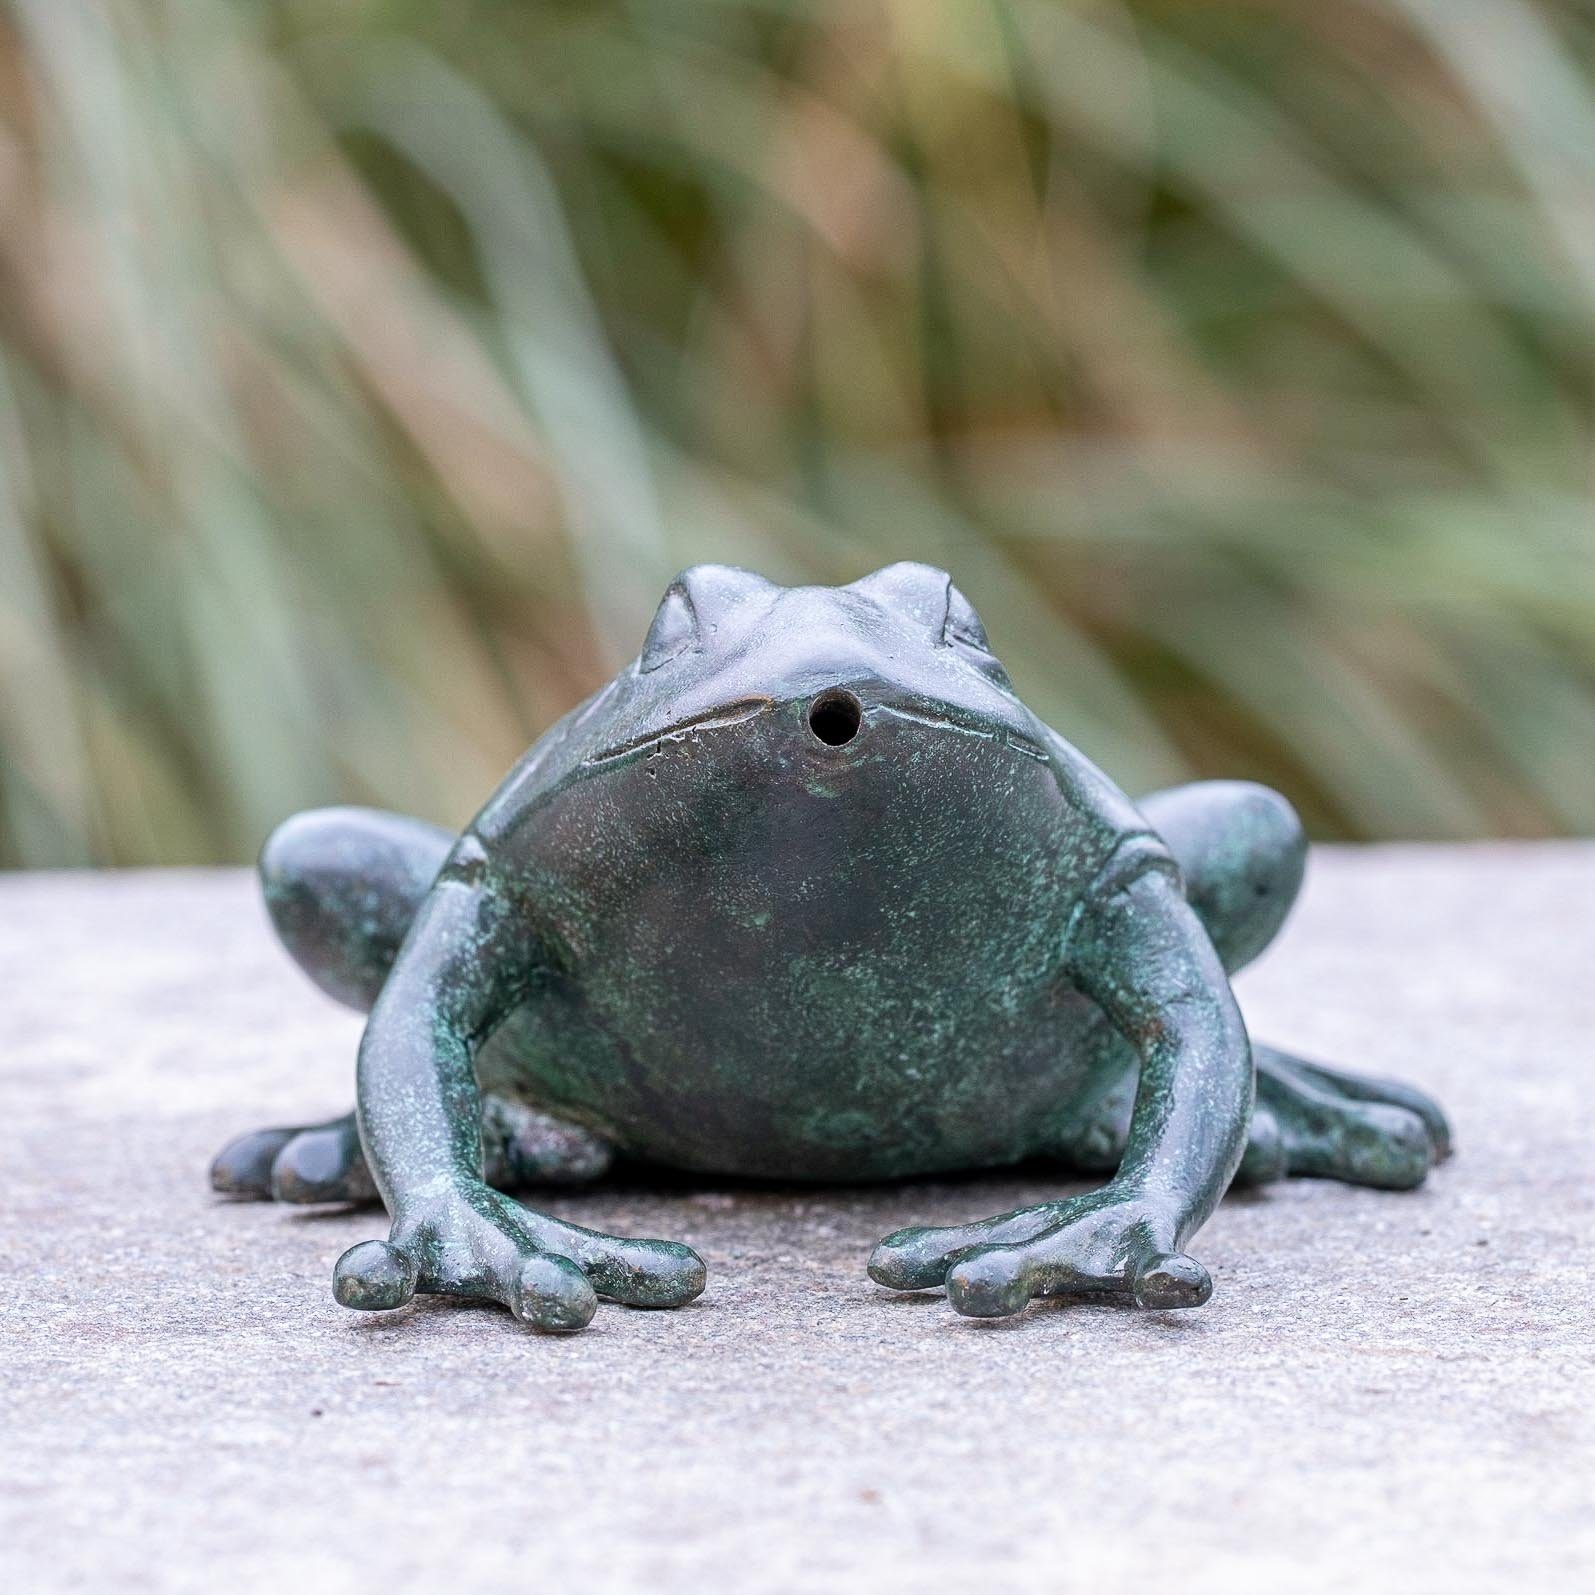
xmin=1 ymin=847 xmax=1590 ymax=1593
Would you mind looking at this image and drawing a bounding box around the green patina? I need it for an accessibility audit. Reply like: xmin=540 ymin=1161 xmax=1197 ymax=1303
xmin=213 ymin=563 xmax=1450 ymax=1331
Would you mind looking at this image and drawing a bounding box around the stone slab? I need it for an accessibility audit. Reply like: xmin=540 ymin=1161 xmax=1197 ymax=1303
xmin=1 ymin=847 xmax=1590 ymax=1592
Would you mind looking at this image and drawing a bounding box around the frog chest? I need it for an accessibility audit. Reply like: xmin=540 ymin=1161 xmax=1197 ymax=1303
xmin=524 ymin=734 xmax=1082 ymax=1015
xmin=476 ymin=742 xmax=1107 ymax=1173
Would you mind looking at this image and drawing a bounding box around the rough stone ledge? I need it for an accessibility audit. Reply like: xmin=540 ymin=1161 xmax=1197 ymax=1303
xmin=1 ymin=845 xmax=1590 ymax=1593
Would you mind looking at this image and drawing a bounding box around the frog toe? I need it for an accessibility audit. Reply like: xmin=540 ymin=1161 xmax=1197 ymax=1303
xmin=1233 ymin=1105 xmax=1288 ymax=1188
xmin=868 ymin=1205 xmax=1069 ymax=1293
xmin=942 ymin=1247 xmax=1033 ymax=1317
xmin=510 ymin=1253 xmax=598 ymax=1331
xmin=333 ymin=1240 xmax=417 ymax=1311
xmin=585 ymin=1238 xmax=706 ymax=1309
xmin=517 ymin=1216 xmax=707 ymax=1308
xmin=867 ymin=1226 xmax=959 ymax=1291
xmin=270 ymin=1117 xmax=375 ymax=1205
xmin=1131 ymin=1250 xmax=1213 ymax=1310
xmin=210 ymin=1127 xmax=298 ymax=1198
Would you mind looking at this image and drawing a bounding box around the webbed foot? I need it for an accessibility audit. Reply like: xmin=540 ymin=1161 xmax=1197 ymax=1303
xmin=869 ymin=1189 xmax=1209 ymax=1320
xmin=211 ymin=1099 xmax=614 ymax=1205
xmin=333 ymin=1180 xmax=705 ymax=1332
xmin=1237 ymin=1045 xmax=1451 ymax=1190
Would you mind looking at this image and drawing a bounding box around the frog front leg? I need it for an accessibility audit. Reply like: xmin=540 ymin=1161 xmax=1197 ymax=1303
xmin=869 ymin=848 xmax=1250 ymax=1318
xmin=331 ymin=840 xmax=706 ymax=1332
xmin=210 ymin=808 xmax=613 ymax=1206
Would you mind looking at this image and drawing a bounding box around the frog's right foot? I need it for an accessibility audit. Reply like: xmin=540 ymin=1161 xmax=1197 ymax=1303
xmin=210 ymin=1114 xmax=375 ymax=1204
xmin=1236 ymin=1045 xmax=1451 ymax=1190
xmin=211 ymin=1100 xmax=614 ymax=1205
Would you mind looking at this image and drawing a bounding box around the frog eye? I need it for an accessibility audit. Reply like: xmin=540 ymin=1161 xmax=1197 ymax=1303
xmin=942 ymin=586 xmax=991 ymax=652
xmin=639 ymin=583 xmax=700 ymax=673
xmin=943 ymin=586 xmax=1013 ymax=689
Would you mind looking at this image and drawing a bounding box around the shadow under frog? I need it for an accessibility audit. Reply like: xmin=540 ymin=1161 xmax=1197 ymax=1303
xmin=213 ymin=563 xmax=1451 ymax=1331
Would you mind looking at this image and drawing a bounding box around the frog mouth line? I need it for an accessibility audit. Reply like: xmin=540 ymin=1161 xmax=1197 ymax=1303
xmin=874 ymin=704 xmax=1051 ymax=763
xmin=583 ymin=696 xmax=776 ymax=766
xmin=583 ymin=695 xmax=1049 ymax=768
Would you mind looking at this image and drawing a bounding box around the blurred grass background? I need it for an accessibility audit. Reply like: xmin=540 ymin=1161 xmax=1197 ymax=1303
xmin=3 ymin=0 xmax=1594 ymax=866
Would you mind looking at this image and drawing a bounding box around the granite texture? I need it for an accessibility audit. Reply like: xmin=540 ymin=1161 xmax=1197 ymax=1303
xmin=0 ymin=846 xmax=1590 ymax=1593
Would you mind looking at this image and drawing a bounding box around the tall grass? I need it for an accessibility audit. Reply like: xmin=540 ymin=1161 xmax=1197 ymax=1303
xmin=2 ymin=0 xmax=1593 ymax=865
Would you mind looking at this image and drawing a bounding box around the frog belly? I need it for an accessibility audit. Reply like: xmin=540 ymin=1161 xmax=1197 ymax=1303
xmin=478 ymin=692 xmax=1119 ymax=1179
xmin=476 ymin=967 xmax=1107 ymax=1181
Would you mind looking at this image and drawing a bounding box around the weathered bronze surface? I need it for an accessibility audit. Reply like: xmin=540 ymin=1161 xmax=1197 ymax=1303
xmin=213 ymin=564 xmax=1450 ymax=1331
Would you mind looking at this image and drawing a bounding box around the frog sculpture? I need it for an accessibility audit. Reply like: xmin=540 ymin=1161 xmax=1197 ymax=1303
xmin=213 ymin=563 xmax=1449 ymax=1331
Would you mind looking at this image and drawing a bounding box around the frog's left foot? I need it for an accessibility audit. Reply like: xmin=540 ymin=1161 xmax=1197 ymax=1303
xmin=334 ymin=1180 xmax=705 ymax=1331
xmin=1239 ymin=1045 xmax=1451 ymax=1190
xmin=869 ymin=1189 xmax=1211 ymax=1319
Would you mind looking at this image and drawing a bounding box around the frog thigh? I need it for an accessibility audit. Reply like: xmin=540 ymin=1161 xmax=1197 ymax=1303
xmin=258 ymin=806 xmax=455 ymax=1011
xmin=1138 ymin=780 xmax=1307 ymax=974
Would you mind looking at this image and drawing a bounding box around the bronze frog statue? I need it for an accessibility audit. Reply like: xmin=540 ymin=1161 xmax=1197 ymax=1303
xmin=213 ymin=563 xmax=1450 ymax=1331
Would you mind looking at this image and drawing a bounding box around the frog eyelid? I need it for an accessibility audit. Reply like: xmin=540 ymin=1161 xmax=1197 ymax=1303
xmin=638 ymin=584 xmax=701 ymax=673
xmin=939 ymin=583 xmax=1016 ymax=691
xmin=940 ymin=585 xmax=992 ymax=653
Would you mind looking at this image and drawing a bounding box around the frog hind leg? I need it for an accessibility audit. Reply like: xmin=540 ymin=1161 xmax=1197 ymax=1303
xmin=257 ymin=805 xmax=455 ymax=1012
xmin=1138 ymin=779 xmax=1308 ymax=976
xmin=1055 ymin=782 xmax=1447 ymax=1190
xmin=210 ymin=807 xmax=613 ymax=1203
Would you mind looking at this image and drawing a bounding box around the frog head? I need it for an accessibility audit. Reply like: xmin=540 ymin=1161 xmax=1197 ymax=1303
xmin=580 ymin=562 xmax=1043 ymax=771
